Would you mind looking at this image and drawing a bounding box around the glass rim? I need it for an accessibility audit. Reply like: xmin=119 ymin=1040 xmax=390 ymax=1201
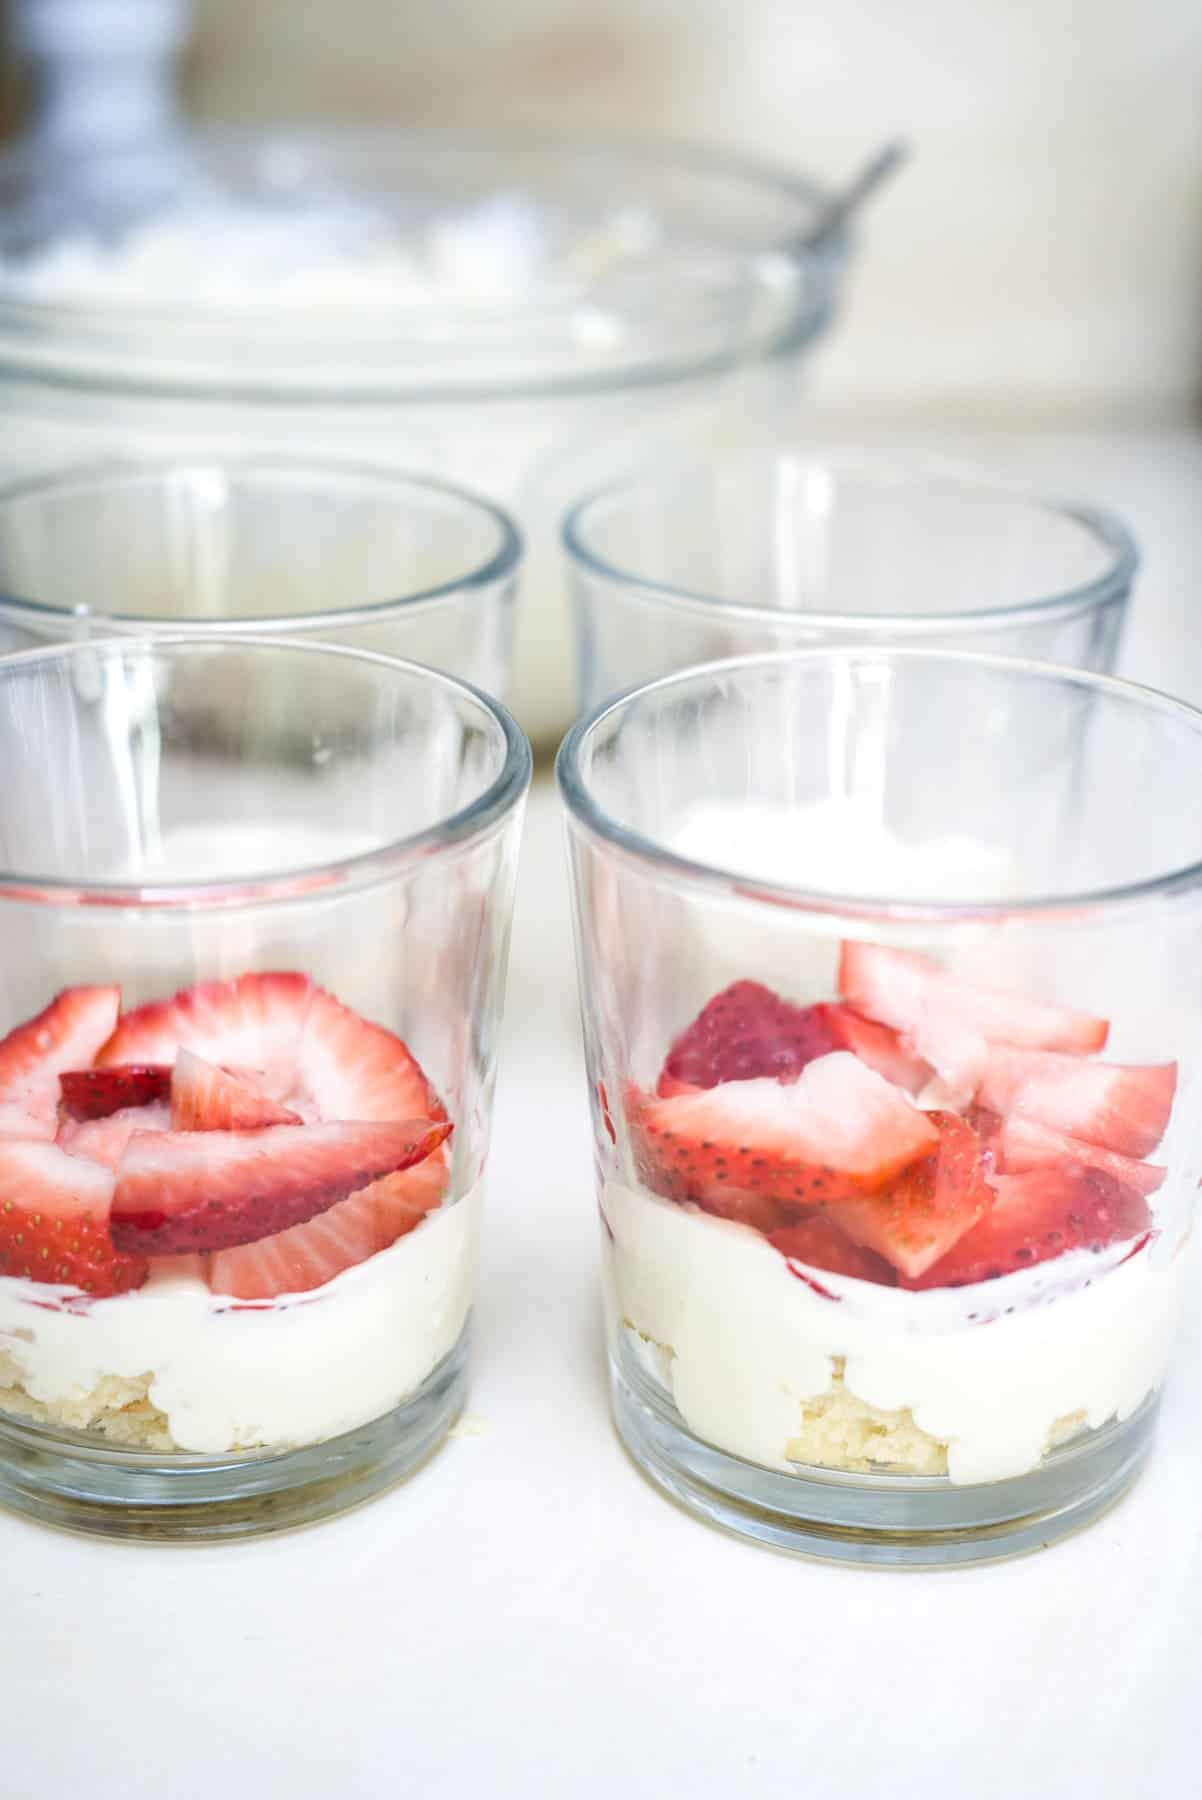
xmin=0 ymin=125 xmax=842 ymax=401
xmin=561 ymin=455 xmax=1139 ymax=632
xmin=556 ymin=645 xmax=1202 ymax=921
xmin=0 ymin=634 xmax=532 ymax=909
xmin=0 ymin=455 xmax=524 ymax=633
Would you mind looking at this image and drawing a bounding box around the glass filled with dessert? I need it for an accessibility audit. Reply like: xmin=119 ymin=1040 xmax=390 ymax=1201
xmin=559 ymin=647 xmax=1202 ymax=1564
xmin=0 ymin=635 xmax=529 ymax=1538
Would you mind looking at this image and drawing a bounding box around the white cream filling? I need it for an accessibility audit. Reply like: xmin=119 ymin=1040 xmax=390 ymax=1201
xmin=0 ymin=1184 xmax=481 ymax=1455
xmin=604 ymin=1179 xmax=1185 ymax=1484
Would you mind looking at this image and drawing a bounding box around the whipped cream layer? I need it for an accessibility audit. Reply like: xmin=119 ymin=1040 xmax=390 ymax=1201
xmin=0 ymin=1185 xmax=481 ymax=1455
xmin=604 ymin=1179 xmax=1184 ymax=1484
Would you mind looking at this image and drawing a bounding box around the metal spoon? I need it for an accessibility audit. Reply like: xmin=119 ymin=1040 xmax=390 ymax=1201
xmin=798 ymin=139 xmax=910 ymax=250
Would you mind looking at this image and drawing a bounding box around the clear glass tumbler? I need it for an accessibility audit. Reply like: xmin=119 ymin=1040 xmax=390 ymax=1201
xmin=0 ymin=635 xmax=529 ymax=1539
xmin=559 ymin=648 xmax=1202 ymax=1565
xmin=564 ymin=451 xmax=1138 ymax=710
xmin=0 ymin=458 xmax=521 ymax=698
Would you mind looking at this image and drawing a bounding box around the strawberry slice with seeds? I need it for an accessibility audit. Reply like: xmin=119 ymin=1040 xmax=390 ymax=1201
xmin=629 ymin=1052 xmax=938 ymax=1233
xmin=170 ymin=1049 xmax=302 ymax=1131
xmin=829 ymin=1110 xmax=993 ymax=1279
xmin=58 ymin=1101 xmax=172 ymax=1171
xmin=838 ymin=942 xmax=1109 ymax=1055
xmin=110 ymin=1118 xmax=451 ymax=1255
xmin=97 ymin=972 xmax=313 ymax=1099
xmin=0 ymin=1138 xmax=147 ymax=1295
xmin=657 ymin=982 xmax=928 ymax=1097
xmin=903 ymin=1165 xmax=1151 ymax=1290
xmin=59 ymin=1064 xmax=171 ymax=1122
xmin=0 ymin=986 xmax=121 ymax=1139
xmin=977 ymin=1046 xmax=1176 ymax=1159
xmin=208 ymin=1151 xmax=451 ymax=1299
xmin=293 ymin=987 xmax=445 ymax=1123
xmin=768 ymin=1216 xmax=898 ymax=1286
xmin=995 ymin=1114 xmax=1165 ymax=1197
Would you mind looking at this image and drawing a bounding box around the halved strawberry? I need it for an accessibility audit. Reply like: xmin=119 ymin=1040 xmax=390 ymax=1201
xmin=0 ymin=986 xmax=121 ymax=1138
xmin=58 ymin=1101 xmax=172 ymax=1172
xmin=170 ymin=1049 xmax=302 ymax=1131
xmin=903 ymin=1165 xmax=1151 ymax=1290
xmin=829 ymin=1110 xmax=993 ymax=1280
xmin=657 ymin=982 xmax=929 ymax=1098
xmin=838 ymin=942 xmax=1109 ymax=1054
xmin=628 ymin=1052 xmax=938 ymax=1233
xmin=208 ymin=1152 xmax=451 ymax=1300
xmin=768 ymin=1216 xmax=898 ymax=1286
xmin=97 ymin=972 xmax=313 ymax=1099
xmin=59 ymin=1064 xmax=171 ymax=1122
xmin=110 ymin=1118 xmax=451 ymax=1255
xmin=293 ymin=987 xmax=445 ymax=1123
xmin=995 ymin=1114 xmax=1166 ymax=1197
xmin=0 ymin=1138 xmax=147 ymax=1295
xmin=977 ymin=1047 xmax=1176 ymax=1159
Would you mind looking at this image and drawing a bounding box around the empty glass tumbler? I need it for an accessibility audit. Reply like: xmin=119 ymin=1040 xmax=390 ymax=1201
xmin=0 ymin=636 xmax=529 ymax=1538
xmin=564 ymin=452 xmax=1137 ymax=709
xmin=0 ymin=459 xmax=521 ymax=697
xmin=559 ymin=648 xmax=1202 ymax=1565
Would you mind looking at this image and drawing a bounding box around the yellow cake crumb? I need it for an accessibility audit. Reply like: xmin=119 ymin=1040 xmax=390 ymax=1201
xmin=0 ymin=1349 xmax=177 ymax=1451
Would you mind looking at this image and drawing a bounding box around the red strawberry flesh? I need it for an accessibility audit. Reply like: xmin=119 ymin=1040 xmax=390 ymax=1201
xmin=58 ymin=1101 xmax=172 ymax=1172
xmin=98 ymin=972 xmax=313 ymax=1099
xmin=110 ymin=1118 xmax=451 ymax=1255
xmin=629 ymin=1052 xmax=938 ymax=1233
xmin=768 ymin=1216 xmax=898 ymax=1286
xmin=59 ymin=1064 xmax=171 ymax=1122
xmin=658 ymin=982 xmax=929 ymax=1098
xmin=0 ymin=1137 xmax=147 ymax=1295
xmin=0 ymin=986 xmax=121 ymax=1138
xmin=208 ymin=1151 xmax=451 ymax=1299
xmin=293 ymin=987 xmax=445 ymax=1123
xmin=838 ymin=942 xmax=1109 ymax=1054
xmin=995 ymin=1114 xmax=1165 ymax=1197
xmin=171 ymin=1049 xmax=302 ymax=1131
xmin=828 ymin=1110 xmax=993 ymax=1279
xmin=977 ymin=1046 xmax=1176 ymax=1159
xmin=904 ymin=1165 xmax=1151 ymax=1289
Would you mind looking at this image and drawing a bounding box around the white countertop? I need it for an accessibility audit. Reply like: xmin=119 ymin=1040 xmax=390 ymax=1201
xmin=6 ymin=428 xmax=1202 ymax=1800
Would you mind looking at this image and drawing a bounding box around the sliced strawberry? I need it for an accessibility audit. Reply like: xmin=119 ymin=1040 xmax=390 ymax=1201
xmin=97 ymin=972 xmax=313 ymax=1099
xmin=59 ymin=1063 xmax=171 ymax=1122
xmin=657 ymin=982 xmax=928 ymax=1098
xmin=904 ymin=1165 xmax=1151 ymax=1290
xmin=58 ymin=1101 xmax=172 ymax=1172
xmin=995 ymin=1114 xmax=1166 ymax=1198
xmin=629 ymin=1052 xmax=938 ymax=1233
xmin=208 ymin=1150 xmax=451 ymax=1300
xmin=0 ymin=986 xmax=121 ymax=1138
xmin=829 ymin=1110 xmax=993 ymax=1279
xmin=0 ymin=1137 xmax=147 ymax=1296
xmin=977 ymin=1047 xmax=1176 ymax=1159
xmin=816 ymin=1003 xmax=930 ymax=1095
xmin=110 ymin=1118 xmax=451 ymax=1255
xmin=838 ymin=942 xmax=1109 ymax=1054
xmin=659 ymin=982 xmax=845 ymax=1093
xmin=293 ymin=987 xmax=445 ymax=1123
xmin=170 ymin=1049 xmax=302 ymax=1131
xmin=768 ymin=1216 xmax=898 ymax=1286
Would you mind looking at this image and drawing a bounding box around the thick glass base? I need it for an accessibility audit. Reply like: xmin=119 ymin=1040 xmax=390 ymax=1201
xmin=0 ymin=1330 xmax=468 ymax=1542
xmin=611 ymin=1337 xmax=1158 ymax=1567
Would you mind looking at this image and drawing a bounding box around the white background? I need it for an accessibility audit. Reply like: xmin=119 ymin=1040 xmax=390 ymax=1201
xmin=4 ymin=427 xmax=1202 ymax=1800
